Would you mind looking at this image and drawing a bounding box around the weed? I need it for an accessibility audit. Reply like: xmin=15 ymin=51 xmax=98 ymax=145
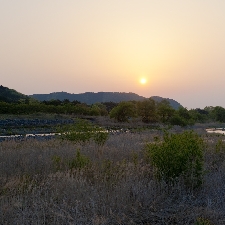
xmin=67 ymin=149 xmax=90 ymax=170
xmin=195 ymin=217 xmax=212 ymax=225
xmin=52 ymin=155 xmax=62 ymax=171
xmin=215 ymin=139 xmax=225 ymax=153
xmin=131 ymin=151 xmax=138 ymax=167
xmin=93 ymin=131 xmax=109 ymax=147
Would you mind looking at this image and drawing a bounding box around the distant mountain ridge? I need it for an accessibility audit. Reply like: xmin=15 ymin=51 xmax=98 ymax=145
xmin=0 ymin=85 xmax=29 ymax=103
xmin=30 ymin=91 xmax=182 ymax=109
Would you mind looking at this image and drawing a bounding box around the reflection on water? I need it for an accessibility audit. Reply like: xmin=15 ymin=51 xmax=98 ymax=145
xmin=0 ymin=133 xmax=59 ymax=138
xmin=206 ymin=128 xmax=225 ymax=135
xmin=0 ymin=129 xmax=129 ymax=141
xmin=0 ymin=129 xmax=224 ymax=140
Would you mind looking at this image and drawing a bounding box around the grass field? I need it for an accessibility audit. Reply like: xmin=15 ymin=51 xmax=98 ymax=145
xmin=0 ymin=125 xmax=225 ymax=224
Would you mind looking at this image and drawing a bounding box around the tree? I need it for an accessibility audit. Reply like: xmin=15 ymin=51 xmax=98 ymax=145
xmin=102 ymin=101 xmax=119 ymax=113
xmin=137 ymin=99 xmax=158 ymax=123
xmin=89 ymin=104 xmax=101 ymax=116
xmin=110 ymin=101 xmax=137 ymax=122
xmin=212 ymin=106 xmax=225 ymax=122
xmin=94 ymin=103 xmax=108 ymax=116
xmin=170 ymin=113 xmax=188 ymax=127
xmin=157 ymin=100 xmax=175 ymax=123
xmin=189 ymin=108 xmax=208 ymax=123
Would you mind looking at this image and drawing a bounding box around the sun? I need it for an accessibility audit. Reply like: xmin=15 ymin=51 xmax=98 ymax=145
xmin=140 ymin=78 xmax=147 ymax=84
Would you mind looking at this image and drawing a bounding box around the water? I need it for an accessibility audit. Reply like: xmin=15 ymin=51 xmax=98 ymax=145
xmin=0 ymin=129 xmax=130 ymax=142
xmin=0 ymin=133 xmax=60 ymax=142
xmin=206 ymin=128 xmax=225 ymax=135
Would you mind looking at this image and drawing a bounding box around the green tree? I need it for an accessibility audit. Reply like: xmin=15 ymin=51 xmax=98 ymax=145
xmin=110 ymin=101 xmax=137 ymax=122
xmin=189 ymin=108 xmax=208 ymax=123
xmin=170 ymin=107 xmax=194 ymax=126
xmin=157 ymin=100 xmax=175 ymax=123
xmin=212 ymin=106 xmax=225 ymax=122
xmin=93 ymin=103 xmax=108 ymax=116
xmin=137 ymin=99 xmax=158 ymax=123
xmin=170 ymin=113 xmax=188 ymax=127
xmin=89 ymin=104 xmax=101 ymax=116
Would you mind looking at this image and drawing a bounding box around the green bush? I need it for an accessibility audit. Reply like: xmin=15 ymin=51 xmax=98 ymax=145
xmin=145 ymin=131 xmax=204 ymax=188
xmin=59 ymin=119 xmax=109 ymax=146
xmin=52 ymin=155 xmax=62 ymax=171
xmin=169 ymin=114 xmax=188 ymax=127
xmin=51 ymin=150 xmax=90 ymax=171
xmin=215 ymin=138 xmax=225 ymax=153
xmin=109 ymin=101 xmax=137 ymax=122
xmin=93 ymin=131 xmax=109 ymax=147
xmin=195 ymin=217 xmax=212 ymax=225
xmin=67 ymin=149 xmax=90 ymax=170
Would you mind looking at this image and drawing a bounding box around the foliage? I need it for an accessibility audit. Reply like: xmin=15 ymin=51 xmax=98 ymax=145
xmin=89 ymin=104 xmax=101 ymax=116
xmin=93 ymin=103 xmax=108 ymax=116
xmin=177 ymin=107 xmax=192 ymax=120
xmin=157 ymin=100 xmax=175 ymax=123
xmin=189 ymin=108 xmax=208 ymax=123
xmin=59 ymin=119 xmax=109 ymax=146
xmin=145 ymin=131 xmax=204 ymax=188
xmin=137 ymin=98 xmax=158 ymax=123
xmin=195 ymin=217 xmax=212 ymax=225
xmin=101 ymin=101 xmax=119 ymax=112
xmin=109 ymin=101 xmax=137 ymax=122
xmin=52 ymin=149 xmax=91 ymax=170
xmin=0 ymin=85 xmax=30 ymax=103
xmin=89 ymin=103 xmax=108 ymax=116
xmin=67 ymin=149 xmax=90 ymax=170
xmin=52 ymin=155 xmax=62 ymax=171
xmin=2 ymin=91 xmax=225 ymax=127
xmin=170 ymin=107 xmax=195 ymax=126
xmin=93 ymin=131 xmax=109 ymax=147
xmin=169 ymin=113 xmax=189 ymax=127
xmin=212 ymin=106 xmax=225 ymax=122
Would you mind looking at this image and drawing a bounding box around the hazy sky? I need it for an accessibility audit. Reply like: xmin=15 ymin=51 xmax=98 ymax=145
xmin=1 ymin=1 xmax=225 ymax=108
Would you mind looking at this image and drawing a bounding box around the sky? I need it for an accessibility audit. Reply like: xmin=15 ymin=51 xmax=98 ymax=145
xmin=1 ymin=0 xmax=225 ymax=109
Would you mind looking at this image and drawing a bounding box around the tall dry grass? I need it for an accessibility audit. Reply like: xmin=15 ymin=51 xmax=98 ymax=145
xmin=0 ymin=129 xmax=225 ymax=224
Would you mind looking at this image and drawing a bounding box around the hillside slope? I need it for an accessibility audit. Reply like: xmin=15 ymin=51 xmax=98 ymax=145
xmin=30 ymin=91 xmax=182 ymax=109
xmin=0 ymin=85 xmax=29 ymax=103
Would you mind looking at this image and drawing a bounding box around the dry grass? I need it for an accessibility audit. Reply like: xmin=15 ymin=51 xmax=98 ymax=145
xmin=0 ymin=129 xmax=225 ymax=224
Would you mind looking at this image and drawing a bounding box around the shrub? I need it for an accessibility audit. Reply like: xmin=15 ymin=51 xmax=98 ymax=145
xmin=109 ymin=101 xmax=137 ymax=122
xmin=52 ymin=155 xmax=62 ymax=171
xmin=67 ymin=149 xmax=90 ymax=170
xmin=59 ymin=119 xmax=109 ymax=146
xmin=93 ymin=131 xmax=109 ymax=147
xmin=195 ymin=217 xmax=212 ymax=225
xmin=51 ymin=149 xmax=91 ymax=171
xmin=145 ymin=131 xmax=204 ymax=188
xmin=169 ymin=114 xmax=188 ymax=127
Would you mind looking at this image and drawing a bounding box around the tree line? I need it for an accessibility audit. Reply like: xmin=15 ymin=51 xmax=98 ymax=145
xmin=0 ymin=98 xmax=225 ymax=125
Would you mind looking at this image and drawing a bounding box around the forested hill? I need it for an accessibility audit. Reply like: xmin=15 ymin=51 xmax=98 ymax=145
xmin=0 ymin=85 xmax=29 ymax=103
xmin=30 ymin=92 xmax=182 ymax=109
xmin=30 ymin=92 xmax=144 ymax=103
xmin=150 ymin=96 xmax=182 ymax=110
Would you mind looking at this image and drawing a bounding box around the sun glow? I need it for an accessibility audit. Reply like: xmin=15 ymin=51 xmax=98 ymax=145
xmin=140 ymin=78 xmax=147 ymax=84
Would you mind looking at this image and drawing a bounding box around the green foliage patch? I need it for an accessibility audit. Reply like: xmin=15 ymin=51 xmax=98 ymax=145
xmin=195 ymin=217 xmax=212 ymax=225
xmin=67 ymin=149 xmax=90 ymax=170
xmin=59 ymin=119 xmax=109 ymax=146
xmin=109 ymin=101 xmax=137 ymax=122
xmin=145 ymin=131 xmax=204 ymax=188
xmin=52 ymin=149 xmax=91 ymax=171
